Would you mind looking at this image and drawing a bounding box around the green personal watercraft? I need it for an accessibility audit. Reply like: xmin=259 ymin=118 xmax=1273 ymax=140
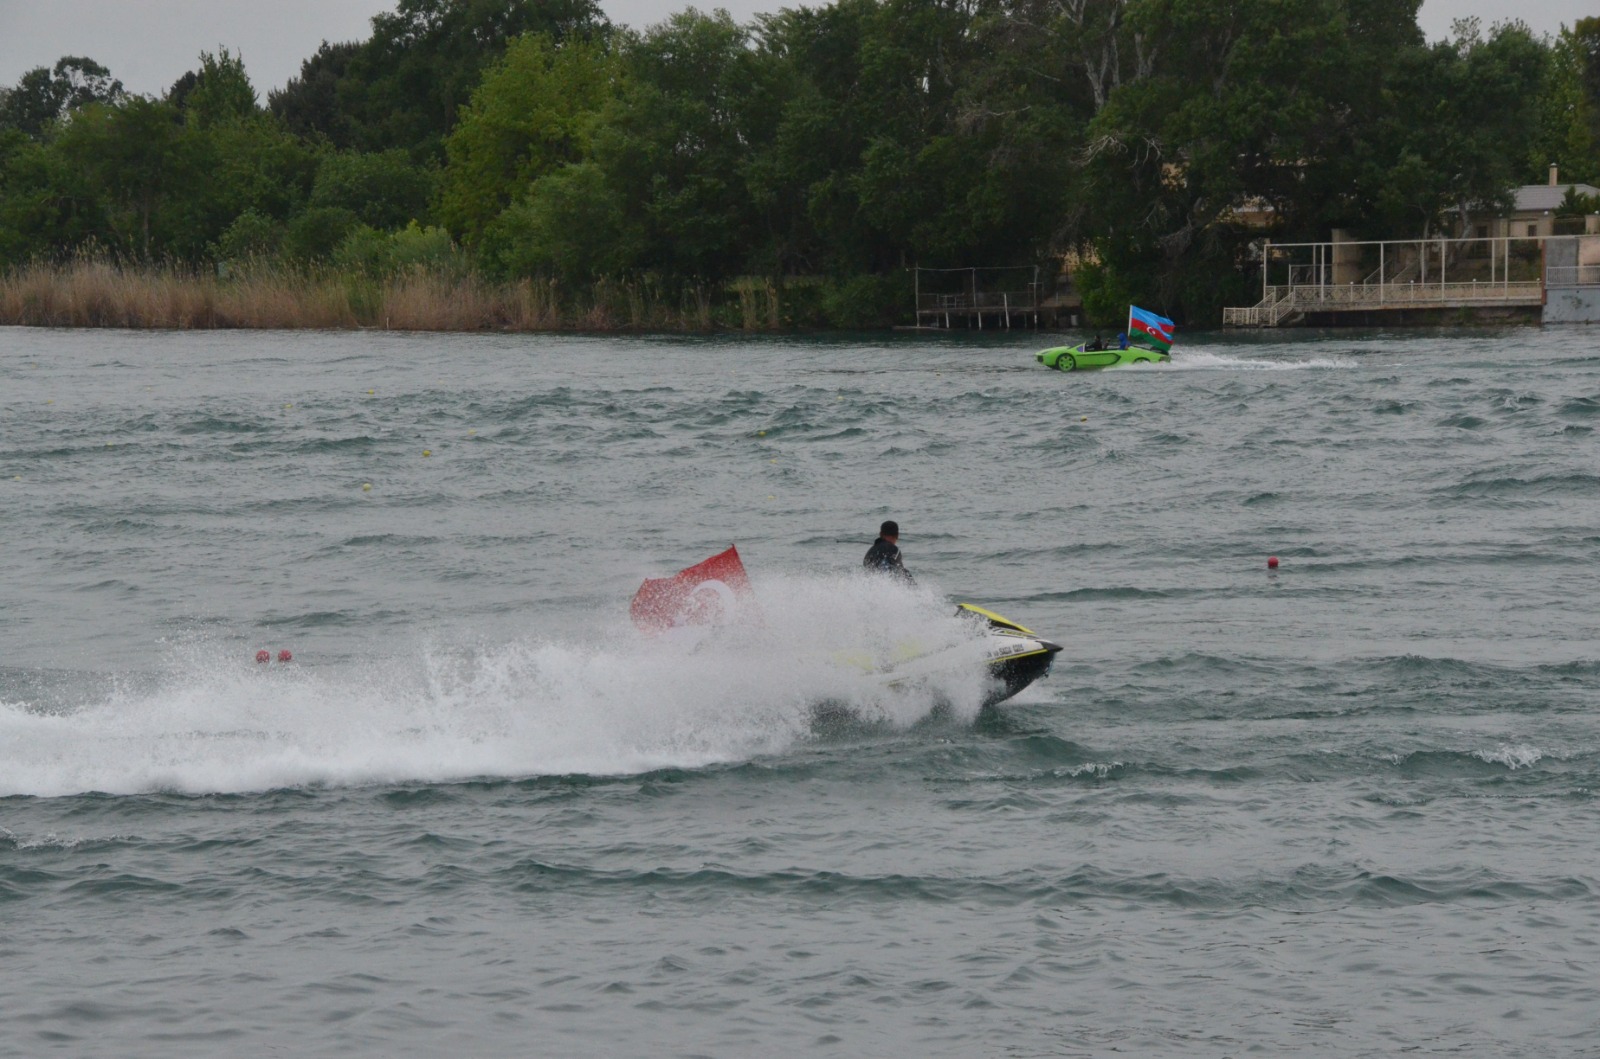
xmin=1037 ymin=305 xmax=1176 ymax=371
xmin=1035 ymin=341 xmax=1169 ymax=371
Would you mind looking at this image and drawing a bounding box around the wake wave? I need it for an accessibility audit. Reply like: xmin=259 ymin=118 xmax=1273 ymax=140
xmin=0 ymin=576 xmax=991 ymax=798
xmin=1126 ymin=350 xmax=1356 ymax=372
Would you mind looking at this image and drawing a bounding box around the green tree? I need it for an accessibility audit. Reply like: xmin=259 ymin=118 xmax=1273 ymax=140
xmin=267 ymin=42 xmax=361 ymax=146
xmin=1568 ymin=17 xmax=1600 ymax=177
xmin=177 ymin=49 xmax=260 ymax=127
xmin=272 ymin=0 xmax=612 ymax=159
xmin=199 ymin=116 xmax=321 ymax=247
xmin=487 ymin=160 xmax=636 ymax=280
xmin=1576 ymin=17 xmax=1600 ymax=130
xmin=749 ymin=0 xmax=1081 ymax=280
xmin=311 ymin=149 xmax=436 ymax=229
xmin=0 ymin=128 xmax=104 ymax=263
xmin=37 ymin=83 xmax=313 ymax=263
xmin=590 ymin=10 xmax=766 ymax=280
xmin=1069 ymin=0 xmax=1436 ymax=319
xmin=1556 ymin=184 xmax=1600 ymax=215
xmin=1356 ymin=19 xmax=1547 ymax=239
xmin=1530 ymin=25 xmax=1598 ymax=187
xmin=0 ymin=57 xmax=124 ymax=137
xmin=2 ymin=0 xmax=1573 ymax=328
xmin=744 ymin=0 xmax=883 ymax=275
xmin=52 ymin=97 xmax=190 ymax=259
xmin=213 ymin=208 xmax=285 ymax=263
xmin=283 ymin=205 xmax=361 ymax=262
xmin=437 ymin=33 xmax=621 ymax=246
xmin=150 ymin=51 xmax=317 ymax=260
xmin=751 ymin=0 xmax=975 ymax=274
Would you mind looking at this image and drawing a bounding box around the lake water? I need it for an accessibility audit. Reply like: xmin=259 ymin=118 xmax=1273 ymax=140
xmin=2 ymin=326 xmax=1598 ymax=1056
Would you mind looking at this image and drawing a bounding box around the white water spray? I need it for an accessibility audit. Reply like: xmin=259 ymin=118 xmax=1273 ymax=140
xmin=0 ymin=575 xmax=991 ymax=797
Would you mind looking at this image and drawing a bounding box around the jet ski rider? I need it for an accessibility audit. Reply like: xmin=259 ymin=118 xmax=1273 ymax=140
xmin=863 ymin=520 xmax=914 ymax=583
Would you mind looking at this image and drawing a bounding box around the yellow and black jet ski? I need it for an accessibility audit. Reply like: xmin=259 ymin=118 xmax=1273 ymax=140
xmin=862 ymin=604 xmax=1062 ymax=709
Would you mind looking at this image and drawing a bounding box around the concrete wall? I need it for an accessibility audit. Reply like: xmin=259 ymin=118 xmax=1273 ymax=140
xmin=1547 ymin=237 xmax=1578 ymax=273
xmin=1330 ymin=229 xmax=1363 ymax=285
xmin=1544 ymin=287 xmax=1600 ymax=324
xmin=1299 ymin=306 xmax=1541 ymax=328
xmin=1545 ymin=236 xmax=1600 ymax=308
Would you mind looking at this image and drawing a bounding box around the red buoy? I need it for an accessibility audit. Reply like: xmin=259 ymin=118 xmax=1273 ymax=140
xmin=255 ymin=649 xmax=271 ymax=663
xmin=277 ymin=649 xmax=293 ymax=663
xmin=1267 ymin=556 xmax=1279 ymax=569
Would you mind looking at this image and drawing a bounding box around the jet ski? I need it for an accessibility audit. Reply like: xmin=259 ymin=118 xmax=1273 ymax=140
xmin=865 ymin=604 xmax=1061 ymax=708
xmin=1037 ymin=304 xmax=1176 ymax=371
xmin=633 ymin=547 xmax=1062 ymax=712
xmin=958 ymin=604 xmax=1063 ymax=706
xmin=1036 ymin=341 xmax=1168 ymax=371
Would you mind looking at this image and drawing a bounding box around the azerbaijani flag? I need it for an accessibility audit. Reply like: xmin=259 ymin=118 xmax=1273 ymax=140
xmin=1128 ymin=306 xmax=1176 ymax=353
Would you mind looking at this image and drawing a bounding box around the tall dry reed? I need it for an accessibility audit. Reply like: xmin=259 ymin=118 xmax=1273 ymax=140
xmin=0 ymin=259 xmax=785 ymax=333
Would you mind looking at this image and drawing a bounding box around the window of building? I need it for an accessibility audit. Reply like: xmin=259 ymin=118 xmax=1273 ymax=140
xmin=1527 ymin=223 xmax=1538 ymax=237
xmin=1476 ymin=225 xmax=1489 ymax=240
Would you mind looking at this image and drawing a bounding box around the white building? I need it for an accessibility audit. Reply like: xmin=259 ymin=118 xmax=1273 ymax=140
xmin=1471 ymin=164 xmax=1600 ymax=239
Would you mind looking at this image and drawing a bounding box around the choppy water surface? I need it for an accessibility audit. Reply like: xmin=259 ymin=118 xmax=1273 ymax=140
xmin=2 ymin=327 xmax=1598 ymax=1056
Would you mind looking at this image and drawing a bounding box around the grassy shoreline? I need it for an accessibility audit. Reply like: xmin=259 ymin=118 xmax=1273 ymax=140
xmin=0 ymin=260 xmax=790 ymax=333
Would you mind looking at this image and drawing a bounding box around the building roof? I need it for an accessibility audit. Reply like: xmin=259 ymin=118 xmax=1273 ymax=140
xmin=1512 ymin=183 xmax=1600 ymax=213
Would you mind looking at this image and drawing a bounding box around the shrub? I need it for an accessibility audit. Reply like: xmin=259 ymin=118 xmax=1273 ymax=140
xmin=332 ymin=221 xmax=460 ymax=278
xmin=212 ymin=209 xmax=284 ymax=265
xmin=310 ymin=149 xmax=435 ymax=229
xmin=817 ymin=272 xmax=911 ymax=328
xmin=283 ymin=206 xmax=359 ymax=263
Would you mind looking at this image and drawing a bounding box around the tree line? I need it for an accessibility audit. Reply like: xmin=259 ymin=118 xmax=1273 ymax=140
xmin=2 ymin=0 xmax=1597 ymax=327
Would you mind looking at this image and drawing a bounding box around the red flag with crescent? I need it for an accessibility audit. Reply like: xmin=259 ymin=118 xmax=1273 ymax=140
xmin=630 ymin=545 xmax=754 ymax=634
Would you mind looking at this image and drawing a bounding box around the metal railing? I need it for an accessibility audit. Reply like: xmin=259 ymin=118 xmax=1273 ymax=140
xmin=1363 ymin=260 xmax=1417 ymax=286
xmin=1547 ymin=265 xmax=1600 ymax=288
xmin=1291 ymin=280 xmax=1542 ymax=307
xmin=917 ymin=290 xmax=1040 ymax=311
xmin=1222 ymin=286 xmax=1301 ymax=327
xmin=1222 ymin=277 xmax=1545 ymax=327
xmin=1226 ymin=279 xmax=1549 ymax=326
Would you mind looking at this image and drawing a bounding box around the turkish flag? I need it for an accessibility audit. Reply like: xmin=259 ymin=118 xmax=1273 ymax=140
xmin=630 ymin=545 xmax=754 ymax=634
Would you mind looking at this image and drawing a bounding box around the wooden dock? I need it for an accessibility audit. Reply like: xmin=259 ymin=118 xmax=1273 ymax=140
xmin=1225 ymin=280 xmax=1544 ymax=327
xmin=912 ymin=266 xmax=1061 ymax=330
xmin=1224 ymin=235 xmax=1597 ymax=327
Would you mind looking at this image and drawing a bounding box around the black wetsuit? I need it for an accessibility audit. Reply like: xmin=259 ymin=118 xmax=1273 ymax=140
xmin=863 ymin=537 xmax=913 ymax=583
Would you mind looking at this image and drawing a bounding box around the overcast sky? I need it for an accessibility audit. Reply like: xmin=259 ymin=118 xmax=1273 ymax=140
xmin=0 ymin=0 xmax=1592 ymax=99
